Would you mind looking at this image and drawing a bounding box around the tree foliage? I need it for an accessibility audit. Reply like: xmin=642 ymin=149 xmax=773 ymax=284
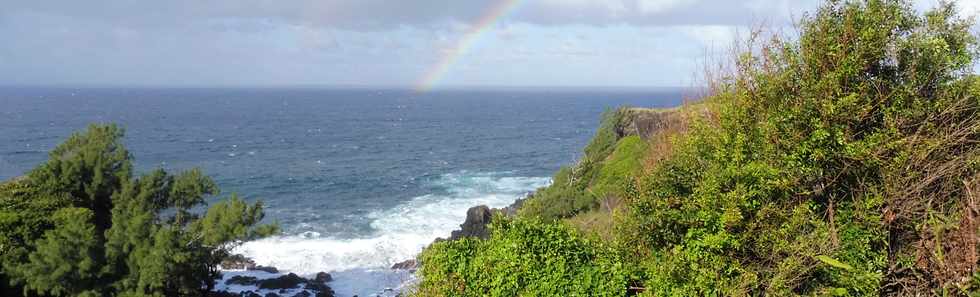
xmin=17 ymin=208 xmax=102 ymax=297
xmin=0 ymin=124 xmax=278 ymax=296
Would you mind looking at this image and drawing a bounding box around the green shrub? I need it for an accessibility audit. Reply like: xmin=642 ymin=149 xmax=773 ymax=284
xmin=617 ymin=0 xmax=979 ymax=295
xmin=415 ymin=217 xmax=631 ymax=297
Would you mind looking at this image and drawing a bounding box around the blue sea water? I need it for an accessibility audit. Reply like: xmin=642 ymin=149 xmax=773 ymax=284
xmin=0 ymin=86 xmax=685 ymax=296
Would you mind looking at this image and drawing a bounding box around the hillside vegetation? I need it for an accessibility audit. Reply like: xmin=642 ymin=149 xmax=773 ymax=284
xmin=416 ymin=0 xmax=980 ymax=296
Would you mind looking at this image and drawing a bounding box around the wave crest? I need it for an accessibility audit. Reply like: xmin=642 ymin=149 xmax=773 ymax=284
xmin=232 ymin=171 xmax=549 ymax=296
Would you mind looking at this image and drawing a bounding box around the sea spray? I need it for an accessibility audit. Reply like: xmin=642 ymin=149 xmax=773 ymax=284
xmin=232 ymin=172 xmax=550 ymax=297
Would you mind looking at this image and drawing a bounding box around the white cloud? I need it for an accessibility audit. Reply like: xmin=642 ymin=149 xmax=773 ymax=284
xmin=955 ymin=0 xmax=980 ymax=14
xmin=2 ymin=0 xmax=976 ymax=87
xmin=637 ymin=0 xmax=691 ymax=14
xmin=679 ymin=25 xmax=738 ymax=48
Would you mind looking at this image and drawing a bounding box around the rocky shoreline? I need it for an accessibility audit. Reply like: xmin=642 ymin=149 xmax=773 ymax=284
xmin=388 ymin=195 xmax=532 ymax=271
xmin=210 ymin=196 xmax=528 ymax=297
xmin=211 ymin=256 xmax=336 ymax=297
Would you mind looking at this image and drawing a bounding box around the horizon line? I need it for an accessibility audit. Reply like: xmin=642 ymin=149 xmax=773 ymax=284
xmin=0 ymin=83 xmax=701 ymax=91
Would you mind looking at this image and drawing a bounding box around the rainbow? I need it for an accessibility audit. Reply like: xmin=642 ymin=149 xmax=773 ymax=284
xmin=414 ymin=0 xmax=523 ymax=92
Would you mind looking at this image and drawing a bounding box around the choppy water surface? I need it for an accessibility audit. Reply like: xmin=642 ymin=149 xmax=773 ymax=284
xmin=0 ymin=87 xmax=684 ymax=296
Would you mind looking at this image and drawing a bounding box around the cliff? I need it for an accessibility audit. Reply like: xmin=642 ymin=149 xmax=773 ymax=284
xmin=615 ymin=107 xmax=682 ymax=140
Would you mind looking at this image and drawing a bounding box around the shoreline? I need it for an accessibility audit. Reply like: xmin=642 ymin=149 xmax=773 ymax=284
xmin=215 ymin=177 xmax=545 ymax=297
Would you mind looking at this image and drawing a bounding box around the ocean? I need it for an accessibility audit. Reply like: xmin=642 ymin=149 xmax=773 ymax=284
xmin=0 ymin=86 xmax=685 ymax=296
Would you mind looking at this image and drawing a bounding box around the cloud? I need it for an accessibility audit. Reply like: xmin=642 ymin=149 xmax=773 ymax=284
xmin=2 ymin=1 xmax=496 ymax=31
xmin=3 ymin=0 xmax=819 ymax=31
xmin=3 ymin=1 xmax=970 ymax=33
xmin=516 ymin=0 xmax=816 ymax=26
xmin=0 ymin=0 xmax=974 ymax=87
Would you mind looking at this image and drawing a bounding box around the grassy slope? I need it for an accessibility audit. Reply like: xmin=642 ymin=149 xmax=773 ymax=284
xmin=517 ymin=107 xmax=677 ymax=224
xmin=542 ymin=106 xmax=699 ymax=241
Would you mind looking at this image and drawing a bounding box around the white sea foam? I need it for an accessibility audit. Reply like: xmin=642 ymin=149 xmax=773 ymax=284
xmin=232 ymin=171 xmax=550 ymax=297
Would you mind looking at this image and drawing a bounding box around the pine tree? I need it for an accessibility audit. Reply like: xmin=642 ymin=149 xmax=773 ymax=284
xmin=0 ymin=124 xmax=278 ymax=296
xmin=16 ymin=208 xmax=102 ymax=296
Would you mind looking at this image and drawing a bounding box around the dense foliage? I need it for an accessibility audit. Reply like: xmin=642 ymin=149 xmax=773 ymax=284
xmin=0 ymin=124 xmax=277 ymax=296
xmin=416 ymin=0 xmax=980 ymax=295
xmin=416 ymin=217 xmax=630 ymax=296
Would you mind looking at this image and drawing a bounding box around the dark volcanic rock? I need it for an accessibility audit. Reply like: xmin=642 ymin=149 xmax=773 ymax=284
xmin=391 ymin=259 xmax=417 ymax=271
xmin=225 ymin=275 xmax=259 ymax=286
xmin=264 ymin=293 xmax=280 ymax=297
xmin=248 ymin=265 xmax=280 ymax=274
xmin=305 ymin=282 xmax=335 ymax=297
xmin=246 ymin=272 xmax=336 ymax=296
xmin=293 ymin=291 xmax=311 ymax=297
xmin=243 ymin=291 xmax=262 ymax=297
xmin=306 ymin=271 xmax=335 ymax=296
xmin=207 ymin=291 xmax=238 ymax=297
xmin=313 ymin=272 xmax=332 ymax=283
xmin=257 ymin=273 xmax=306 ymax=290
xmin=432 ymin=194 xmax=531 ymax=245
xmin=221 ymin=254 xmax=257 ymax=270
xmin=448 ymin=205 xmax=493 ymax=240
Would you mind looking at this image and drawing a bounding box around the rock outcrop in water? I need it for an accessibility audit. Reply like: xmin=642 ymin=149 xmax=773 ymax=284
xmin=221 ymin=254 xmax=258 ymax=270
xmin=215 ymin=254 xmax=335 ymax=297
xmin=431 ymin=202 xmax=519 ymax=244
xmin=391 ymin=259 xmax=418 ymax=271
xmin=249 ymin=265 xmax=280 ymax=274
xmin=216 ymin=271 xmax=335 ymax=297
xmin=448 ymin=205 xmax=493 ymax=240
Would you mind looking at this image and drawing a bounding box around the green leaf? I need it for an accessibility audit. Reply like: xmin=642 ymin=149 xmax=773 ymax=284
xmin=815 ymin=255 xmax=853 ymax=270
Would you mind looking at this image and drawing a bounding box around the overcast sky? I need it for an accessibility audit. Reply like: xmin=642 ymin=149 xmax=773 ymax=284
xmin=0 ymin=0 xmax=977 ymax=88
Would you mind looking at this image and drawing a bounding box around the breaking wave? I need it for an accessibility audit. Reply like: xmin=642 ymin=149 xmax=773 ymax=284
xmin=231 ymin=171 xmax=550 ymax=297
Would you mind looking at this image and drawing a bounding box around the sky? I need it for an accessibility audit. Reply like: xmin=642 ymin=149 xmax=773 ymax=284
xmin=0 ymin=0 xmax=977 ymax=89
